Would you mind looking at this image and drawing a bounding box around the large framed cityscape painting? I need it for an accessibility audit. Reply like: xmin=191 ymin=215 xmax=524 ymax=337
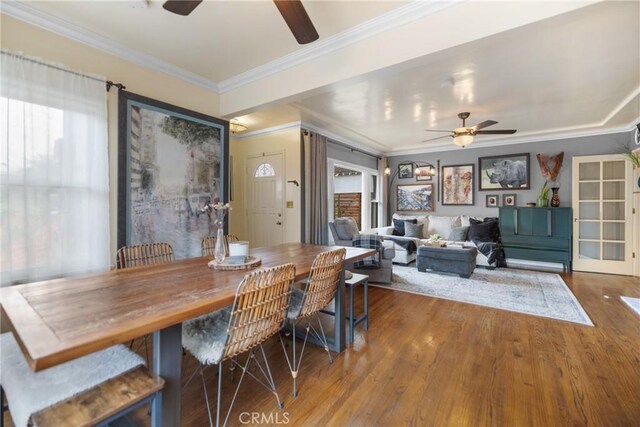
xmin=118 ymin=91 xmax=229 ymax=259
xmin=397 ymin=184 xmax=434 ymax=212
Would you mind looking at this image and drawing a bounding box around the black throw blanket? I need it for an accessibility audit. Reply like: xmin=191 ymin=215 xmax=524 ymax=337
xmin=383 ymin=236 xmax=418 ymax=255
xmin=474 ymin=240 xmax=507 ymax=267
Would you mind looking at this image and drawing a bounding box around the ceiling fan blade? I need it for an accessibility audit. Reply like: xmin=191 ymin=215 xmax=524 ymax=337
xmin=423 ymin=129 xmax=453 ymax=133
xmin=422 ymin=135 xmax=453 ymax=143
xmin=273 ymin=0 xmax=319 ymax=45
xmin=475 ymin=129 xmax=517 ymax=135
xmin=163 ymin=0 xmax=203 ymax=16
xmin=472 ymin=120 xmax=498 ymax=130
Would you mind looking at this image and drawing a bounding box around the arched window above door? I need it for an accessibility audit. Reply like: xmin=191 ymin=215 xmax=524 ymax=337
xmin=254 ymin=163 xmax=276 ymax=177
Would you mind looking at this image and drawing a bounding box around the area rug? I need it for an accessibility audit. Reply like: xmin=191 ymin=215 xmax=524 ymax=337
xmin=621 ymin=296 xmax=640 ymax=316
xmin=371 ymin=266 xmax=593 ymax=326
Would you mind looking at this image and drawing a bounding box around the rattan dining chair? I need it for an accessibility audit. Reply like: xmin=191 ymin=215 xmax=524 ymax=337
xmin=201 ymin=235 xmax=240 ymax=257
xmin=115 ymin=242 xmax=174 ymax=269
xmin=279 ymin=248 xmax=346 ymax=397
xmin=115 ymin=242 xmax=175 ymax=362
xmin=182 ymin=263 xmax=295 ymax=427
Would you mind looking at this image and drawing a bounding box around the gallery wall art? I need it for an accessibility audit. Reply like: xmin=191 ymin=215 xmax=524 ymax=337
xmin=398 ymin=163 xmax=414 ymax=179
xmin=118 ymin=91 xmax=229 ymax=259
xmin=441 ymin=164 xmax=474 ymax=205
xmin=479 ymin=153 xmax=530 ymax=191
xmin=397 ymin=184 xmax=434 ymax=212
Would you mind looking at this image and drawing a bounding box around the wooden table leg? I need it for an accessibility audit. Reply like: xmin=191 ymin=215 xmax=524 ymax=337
xmin=152 ymin=324 xmax=182 ymax=427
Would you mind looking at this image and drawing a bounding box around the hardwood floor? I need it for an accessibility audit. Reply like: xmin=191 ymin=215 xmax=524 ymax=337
xmin=4 ymin=270 xmax=639 ymax=426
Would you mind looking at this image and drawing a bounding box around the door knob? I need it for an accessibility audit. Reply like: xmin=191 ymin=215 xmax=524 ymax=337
xmin=276 ymin=221 xmax=282 ymax=225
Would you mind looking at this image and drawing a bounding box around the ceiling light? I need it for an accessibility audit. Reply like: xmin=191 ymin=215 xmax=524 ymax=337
xmin=453 ymin=134 xmax=474 ymax=148
xmin=229 ymin=119 xmax=248 ymax=134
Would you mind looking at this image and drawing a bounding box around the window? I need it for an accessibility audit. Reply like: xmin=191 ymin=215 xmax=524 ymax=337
xmin=254 ymin=163 xmax=276 ymax=177
xmin=328 ymin=159 xmax=381 ymax=232
xmin=1 ymin=52 xmax=109 ymax=286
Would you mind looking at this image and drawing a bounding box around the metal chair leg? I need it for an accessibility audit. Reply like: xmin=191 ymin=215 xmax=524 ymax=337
xmin=280 ymin=320 xmax=307 ymax=398
xmin=314 ymin=313 xmax=333 ymax=364
xmin=201 ymin=366 xmax=214 ymax=427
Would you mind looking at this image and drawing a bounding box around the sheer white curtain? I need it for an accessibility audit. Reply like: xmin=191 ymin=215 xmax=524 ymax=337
xmin=1 ymin=51 xmax=109 ymax=286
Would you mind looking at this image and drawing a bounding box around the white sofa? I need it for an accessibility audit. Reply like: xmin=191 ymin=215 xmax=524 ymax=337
xmin=371 ymin=213 xmax=494 ymax=267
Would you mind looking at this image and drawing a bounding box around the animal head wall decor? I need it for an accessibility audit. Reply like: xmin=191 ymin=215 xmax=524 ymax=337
xmin=536 ymin=152 xmax=564 ymax=183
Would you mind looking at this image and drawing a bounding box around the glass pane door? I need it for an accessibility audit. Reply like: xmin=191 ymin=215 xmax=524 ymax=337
xmin=573 ymin=156 xmax=632 ymax=274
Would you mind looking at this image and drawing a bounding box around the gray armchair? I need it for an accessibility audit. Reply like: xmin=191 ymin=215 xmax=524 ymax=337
xmin=329 ymin=218 xmax=395 ymax=284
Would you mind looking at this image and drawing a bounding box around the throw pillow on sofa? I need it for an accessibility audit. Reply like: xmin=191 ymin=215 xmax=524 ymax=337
xmin=392 ymin=218 xmax=417 ymax=236
xmin=468 ymin=218 xmax=500 ymax=242
xmin=448 ymin=226 xmax=470 ymax=241
xmin=427 ymin=215 xmax=461 ymax=239
xmin=334 ymin=217 xmax=360 ymax=240
xmin=392 ymin=214 xmax=429 ymax=238
xmin=404 ymin=222 xmax=424 ymax=238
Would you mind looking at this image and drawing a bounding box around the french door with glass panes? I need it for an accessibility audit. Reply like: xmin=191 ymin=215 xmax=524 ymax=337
xmin=572 ymin=154 xmax=634 ymax=275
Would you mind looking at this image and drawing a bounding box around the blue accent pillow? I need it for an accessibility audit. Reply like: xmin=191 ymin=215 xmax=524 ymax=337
xmin=392 ymin=218 xmax=417 ymax=236
xmin=448 ymin=226 xmax=470 ymax=241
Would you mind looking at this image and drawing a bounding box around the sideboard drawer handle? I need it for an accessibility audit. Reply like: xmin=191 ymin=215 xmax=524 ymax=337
xmin=514 ymin=209 xmax=519 ymax=235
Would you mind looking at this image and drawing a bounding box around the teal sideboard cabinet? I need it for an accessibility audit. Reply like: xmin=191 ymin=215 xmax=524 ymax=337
xmin=499 ymin=207 xmax=572 ymax=271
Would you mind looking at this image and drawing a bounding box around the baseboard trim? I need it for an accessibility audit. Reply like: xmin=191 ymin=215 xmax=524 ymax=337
xmin=506 ymin=258 xmax=565 ymax=273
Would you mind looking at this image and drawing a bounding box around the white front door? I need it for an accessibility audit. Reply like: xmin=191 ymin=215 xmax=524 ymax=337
xmin=572 ymin=154 xmax=634 ymax=275
xmin=247 ymin=153 xmax=284 ymax=248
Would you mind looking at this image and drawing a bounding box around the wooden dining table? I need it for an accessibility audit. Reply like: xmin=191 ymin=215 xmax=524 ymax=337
xmin=0 ymin=243 xmax=374 ymax=427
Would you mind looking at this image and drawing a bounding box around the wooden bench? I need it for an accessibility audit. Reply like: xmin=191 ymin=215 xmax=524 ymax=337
xmin=0 ymin=332 xmax=163 ymax=427
xmin=30 ymin=367 xmax=163 ymax=427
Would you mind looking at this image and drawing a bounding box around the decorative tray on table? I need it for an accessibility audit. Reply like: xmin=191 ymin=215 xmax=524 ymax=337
xmin=207 ymin=255 xmax=262 ymax=271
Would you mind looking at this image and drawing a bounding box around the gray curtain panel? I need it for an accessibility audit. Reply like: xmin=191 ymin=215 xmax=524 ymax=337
xmin=303 ymin=131 xmax=328 ymax=244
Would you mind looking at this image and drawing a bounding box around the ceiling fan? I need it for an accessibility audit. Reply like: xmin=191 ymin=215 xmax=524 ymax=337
xmin=422 ymin=112 xmax=517 ymax=148
xmin=162 ymin=0 xmax=319 ymax=45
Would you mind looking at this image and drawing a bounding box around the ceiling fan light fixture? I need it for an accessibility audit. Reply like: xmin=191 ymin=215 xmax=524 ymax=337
xmin=229 ymin=119 xmax=248 ymax=134
xmin=453 ymin=134 xmax=474 ymax=148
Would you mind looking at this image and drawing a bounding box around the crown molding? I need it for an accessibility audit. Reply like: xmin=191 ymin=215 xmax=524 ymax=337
xmin=231 ymin=119 xmax=385 ymax=158
xmin=218 ymin=0 xmax=461 ymax=93
xmin=301 ymin=121 xmax=384 ymax=157
xmin=231 ymin=121 xmax=301 ymax=140
xmin=387 ymin=124 xmax=637 ymax=157
xmin=1 ymin=0 xmax=219 ymax=92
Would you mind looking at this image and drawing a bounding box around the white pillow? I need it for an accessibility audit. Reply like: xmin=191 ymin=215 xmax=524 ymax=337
xmin=460 ymin=215 xmax=484 ymax=227
xmin=427 ymin=215 xmax=461 ymax=238
xmin=393 ymin=213 xmax=429 ymax=238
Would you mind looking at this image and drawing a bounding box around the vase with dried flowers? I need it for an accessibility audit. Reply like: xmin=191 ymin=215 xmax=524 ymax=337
xmin=536 ymin=152 xmax=564 ymax=207
xmin=202 ymin=202 xmax=231 ymax=262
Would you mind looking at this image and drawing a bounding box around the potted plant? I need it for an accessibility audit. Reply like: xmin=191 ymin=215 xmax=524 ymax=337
xmin=537 ymin=182 xmax=550 ymax=207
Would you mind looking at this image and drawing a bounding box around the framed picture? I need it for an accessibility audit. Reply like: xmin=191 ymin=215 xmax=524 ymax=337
xmin=486 ymin=194 xmax=499 ymax=208
xmin=478 ymin=153 xmax=530 ymax=191
xmin=398 ymin=163 xmax=414 ymax=179
xmin=441 ymin=164 xmax=474 ymax=205
xmin=503 ymin=193 xmax=517 ymax=206
xmin=118 ymin=90 xmax=229 ymax=259
xmin=397 ymin=184 xmax=434 ymax=212
xmin=415 ymin=168 xmax=433 ymax=181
